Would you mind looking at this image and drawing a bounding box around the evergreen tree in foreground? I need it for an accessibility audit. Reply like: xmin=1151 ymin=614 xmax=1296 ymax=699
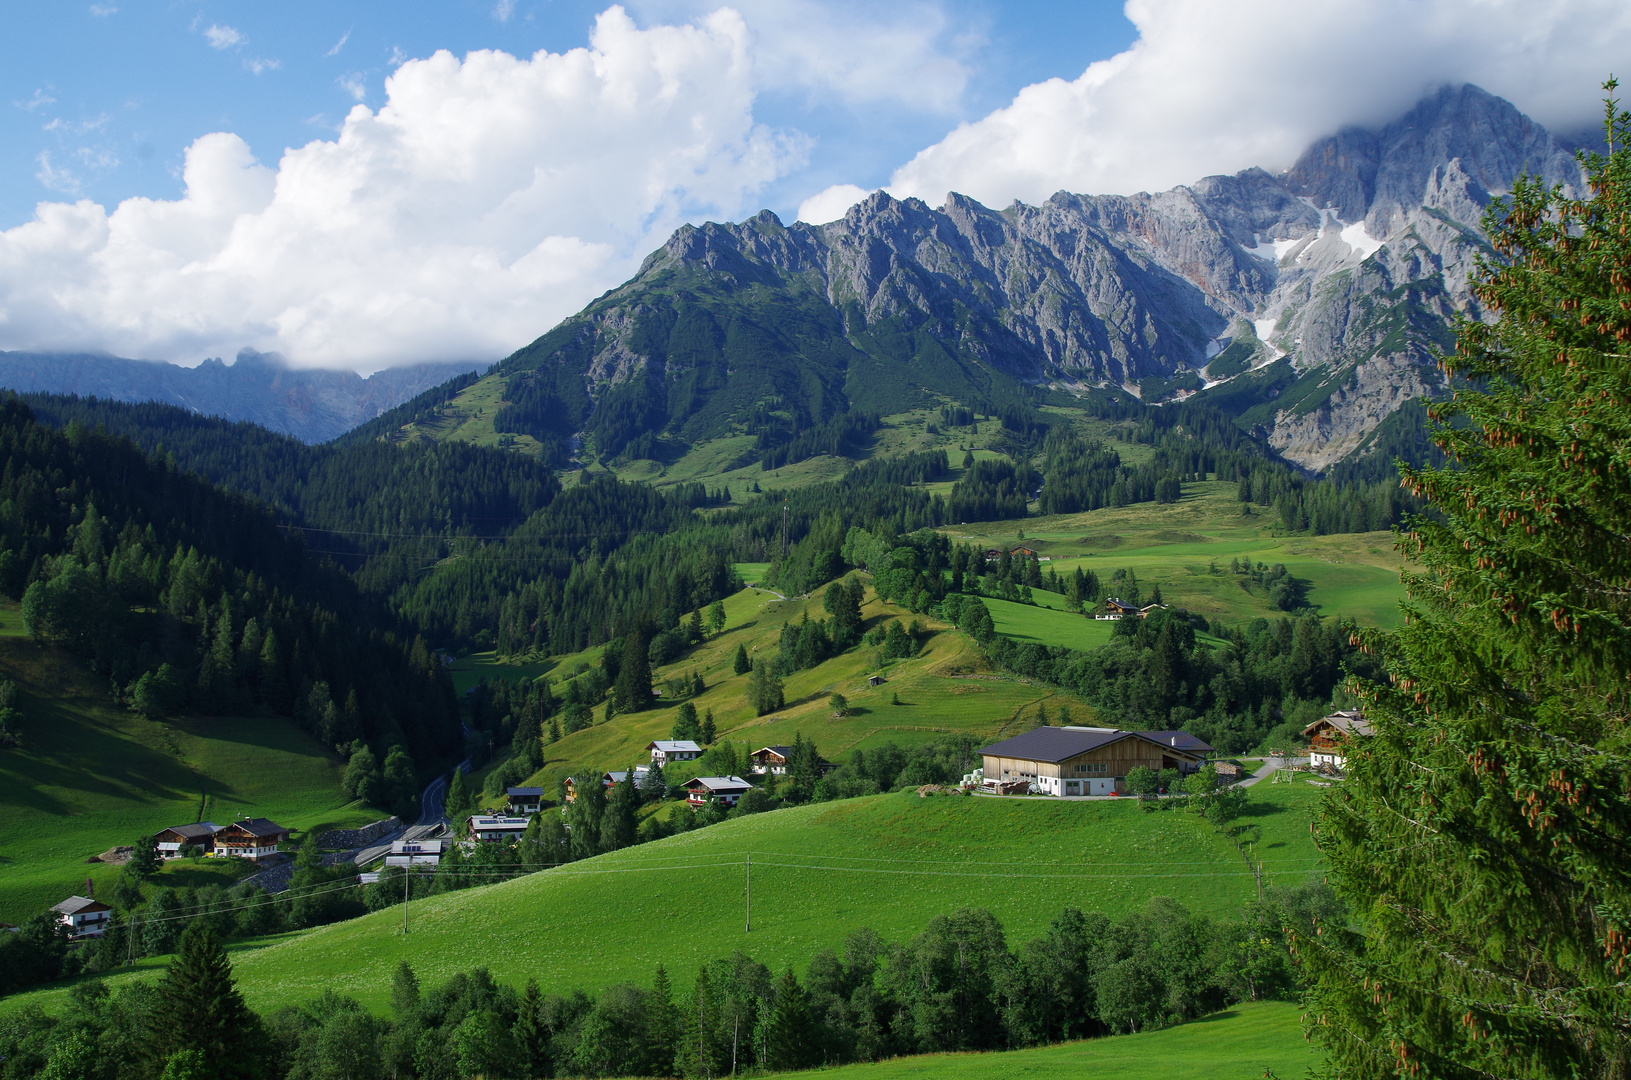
xmin=1304 ymin=86 xmax=1631 ymax=1079
xmin=146 ymin=924 xmax=263 ymax=1079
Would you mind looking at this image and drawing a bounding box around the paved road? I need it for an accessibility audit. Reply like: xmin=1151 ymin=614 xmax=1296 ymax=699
xmin=1237 ymin=755 xmax=1309 ymax=788
xmin=349 ymin=757 xmax=469 ymax=867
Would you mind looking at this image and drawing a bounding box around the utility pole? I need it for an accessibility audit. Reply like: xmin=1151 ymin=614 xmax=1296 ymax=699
xmin=780 ymin=499 xmax=789 ymax=559
xmin=402 ymin=866 xmax=410 ymax=934
xmin=745 ymin=853 xmax=751 ymax=933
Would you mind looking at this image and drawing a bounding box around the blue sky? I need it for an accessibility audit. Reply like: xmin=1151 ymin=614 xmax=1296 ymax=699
xmin=0 ymin=1 xmax=1619 ymax=370
xmin=0 ymin=1 xmax=1135 ymax=228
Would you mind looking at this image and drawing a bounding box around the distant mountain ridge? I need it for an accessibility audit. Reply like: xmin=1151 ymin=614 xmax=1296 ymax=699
xmin=444 ymin=83 xmax=1579 ymax=473
xmin=0 ymin=348 xmax=482 ymax=443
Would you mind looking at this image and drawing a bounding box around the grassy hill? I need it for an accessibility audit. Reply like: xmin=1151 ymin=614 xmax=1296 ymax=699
xmin=2 ymin=779 xmax=1328 ymax=1017
xmin=947 ymin=481 xmax=1406 ymax=631
xmin=762 ymin=1000 xmax=1319 ymax=1080
xmin=452 ymin=581 xmax=1102 ymax=800
xmin=0 ymin=602 xmax=377 ymax=925
xmin=439 ymin=476 xmax=1405 ymax=798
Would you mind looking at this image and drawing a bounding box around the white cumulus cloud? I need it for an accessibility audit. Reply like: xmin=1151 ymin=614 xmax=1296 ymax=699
xmin=797 ymin=183 xmax=871 ymax=224
xmin=203 ymin=24 xmax=245 ymax=50
xmin=889 ymin=0 xmax=1631 ymax=208
xmin=0 ymin=6 xmax=807 ymax=371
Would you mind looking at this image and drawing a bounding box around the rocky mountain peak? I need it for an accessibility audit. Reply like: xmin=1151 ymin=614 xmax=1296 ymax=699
xmin=1286 ymin=83 xmax=1580 ymax=235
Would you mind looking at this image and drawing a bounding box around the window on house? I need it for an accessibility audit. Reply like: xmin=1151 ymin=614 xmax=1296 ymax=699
xmin=1071 ymin=763 xmax=1108 ymax=775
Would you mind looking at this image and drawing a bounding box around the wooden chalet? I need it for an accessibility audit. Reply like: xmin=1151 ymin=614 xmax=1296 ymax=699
xmin=866 ymin=675 xmax=886 ymax=687
xmin=978 ymin=726 xmax=1205 ymax=796
xmin=153 ymin=821 xmax=221 ymax=859
xmin=212 ymin=818 xmax=289 ymax=861
xmin=51 ymin=895 xmax=112 ymax=939
xmin=683 ymin=775 xmax=754 ymax=808
xmin=468 ymin=815 xmax=529 ymax=842
xmin=749 ymin=746 xmax=835 ymax=776
xmin=1010 ymin=546 xmax=1040 ymax=558
xmin=505 ymin=786 xmax=544 ymax=815
xmin=1302 ymin=711 xmax=1371 ymax=770
xmin=1095 ymin=598 xmax=1167 ymax=621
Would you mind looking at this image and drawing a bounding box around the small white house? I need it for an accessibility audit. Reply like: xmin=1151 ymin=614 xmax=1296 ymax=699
xmin=51 ymin=896 xmax=112 ymax=939
xmin=647 ymin=740 xmax=702 ymax=766
xmin=468 ymin=815 xmax=529 ymax=842
xmin=683 ymin=775 xmax=754 ymax=808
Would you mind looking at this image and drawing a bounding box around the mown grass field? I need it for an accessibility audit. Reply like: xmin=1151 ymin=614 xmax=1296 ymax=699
xmin=0 ymin=603 xmax=377 ymax=925
xmin=762 ymin=1000 xmax=1318 ymax=1080
xmin=3 ymin=780 xmax=1327 ymax=1017
xmin=949 ymin=481 xmax=1407 ymax=629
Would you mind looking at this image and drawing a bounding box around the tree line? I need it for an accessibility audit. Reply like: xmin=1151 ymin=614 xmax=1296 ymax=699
xmin=0 ymin=885 xmax=1339 ymax=1079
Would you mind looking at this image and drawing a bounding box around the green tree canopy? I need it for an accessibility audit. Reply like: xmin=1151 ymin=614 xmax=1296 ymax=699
xmin=1304 ymin=86 xmax=1631 ymax=1079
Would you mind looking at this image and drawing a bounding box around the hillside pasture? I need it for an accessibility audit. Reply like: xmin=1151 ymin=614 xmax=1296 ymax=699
xmin=949 ymin=481 xmax=1405 ymax=629
xmin=0 ymin=608 xmax=376 ymax=924
xmin=2 ymin=781 xmax=1328 ymax=1017
xmin=498 ymin=583 xmax=1102 ymax=797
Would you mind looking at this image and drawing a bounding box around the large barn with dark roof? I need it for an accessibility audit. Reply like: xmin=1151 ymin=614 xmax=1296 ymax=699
xmin=978 ymin=726 xmax=1211 ymax=796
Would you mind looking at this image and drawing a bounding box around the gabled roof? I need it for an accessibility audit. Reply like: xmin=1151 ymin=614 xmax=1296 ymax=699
xmin=648 ymin=740 xmax=703 ymax=754
xmin=753 ymin=746 xmax=793 ymax=759
xmin=1303 ymin=711 xmax=1372 ymax=738
xmin=979 ymin=726 xmax=1204 ymax=764
xmin=221 ymin=817 xmax=287 ymax=838
xmin=158 ymin=822 xmax=221 ymax=840
xmin=469 ymin=815 xmax=529 ymax=828
xmin=52 ymin=896 xmax=109 ymax=915
xmin=1139 ymin=731 xmax=1215 ymax=755
xmin=506 ymin=787 xmax=544 ymax=799
xmin=684 ymin=775 xmax=754 ymax=792
xmin=604 ymin=768 xmax=650 ymax=784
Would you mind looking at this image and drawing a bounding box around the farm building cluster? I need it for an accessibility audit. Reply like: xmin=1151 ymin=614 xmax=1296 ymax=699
xmin=150 ymin=817 xmax=291 ymax=862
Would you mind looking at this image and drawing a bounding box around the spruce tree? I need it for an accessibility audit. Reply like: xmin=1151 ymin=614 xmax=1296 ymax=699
xmin=614 ymin=628 xmax=655 ymax=712
xmin=514 ymin=977 xmax=551 ymax=1078
xmin=390 ymin=960 xmax=420 ymax=1022
xmin=764 ymin=967 xmax=816 ymax=1071
xmin=600 ymin=767 xmax=640 ymax=851
xmin=672 ymin=701 xmax=701 ymax=741
xmin=147 ymin=924 xmax=263 ymax=1079
xmin=733 ymin=642 xmax=751 ymax=675
xmin=649 ymin=964 xmax=679 ymax=1075
xmin=257 ymin=629 xmax=291 ymax=714
xmin=444 ymin=766 xmax=470 ymax=818
xmin=747 ymin=660 xmax=784 ymax=717
xmin=1303 ymin=86 xmax=1631 ymax=1080
xmin=700 ymin=709 xmax=717 ymax=746
xmin=129 ymin=833 xmax=161 ymax=878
